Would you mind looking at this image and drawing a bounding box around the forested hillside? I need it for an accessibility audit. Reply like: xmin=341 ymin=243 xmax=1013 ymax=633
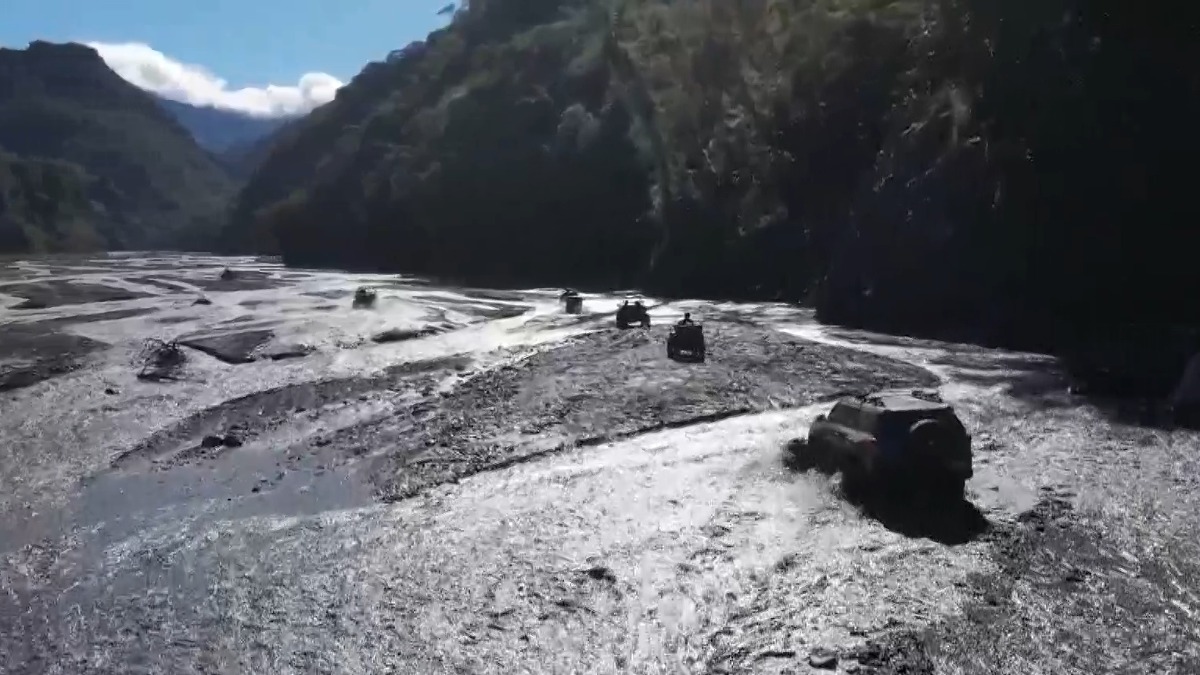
xmin=0 ymin=151 xmax=107 ymax=252
xmin=0 ymin=41 xmax=235 ymax=252
xmin=228 ymin=0 xmax=1198 ymax=362
xmin=157 ymin=98 xmax=291 ymax=154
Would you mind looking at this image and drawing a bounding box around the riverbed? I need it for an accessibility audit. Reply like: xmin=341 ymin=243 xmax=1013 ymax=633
xmin=1 ymin=253 xmax=1197 ymax=674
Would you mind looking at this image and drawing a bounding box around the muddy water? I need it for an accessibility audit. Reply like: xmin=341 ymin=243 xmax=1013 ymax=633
xmin=1 ymin=254 xmax=1198 ymax=674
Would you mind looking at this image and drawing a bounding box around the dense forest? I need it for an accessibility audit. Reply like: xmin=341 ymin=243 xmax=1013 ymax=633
xmin=0 ymin=41 xmax=234 ymax=252
xmin=0 ymin=150 xmax=106 ymax=252
xmin=229 ymin=0 xmax=1198 ymax=362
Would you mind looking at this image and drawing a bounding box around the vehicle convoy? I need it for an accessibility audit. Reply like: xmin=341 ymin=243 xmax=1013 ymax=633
xmin=667 ymin=314 xmax=705 ymax=362
xmin=786 ymin=391 xmax=974 ymax=504
xmin=616 ymin=300 xmax=651 ymax=329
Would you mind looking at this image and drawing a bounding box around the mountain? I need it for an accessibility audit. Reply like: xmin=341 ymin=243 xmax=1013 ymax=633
xmin=229 ymin=0 xmax=1198 ymax=371
xmin=0 ymin=150 xmax=108 ymax=253
xmin=156 ymin=97 xmax=292 ymax=154
xmin=0 ymin=41 xmax=235 ymax=252
xmin=212 ymin=118 xmax=298 ymax=180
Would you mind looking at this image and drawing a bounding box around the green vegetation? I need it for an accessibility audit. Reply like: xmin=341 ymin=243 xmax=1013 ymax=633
xmin=230 ymin=0 xmax=932 ymax=288
xmin=229 ymin=0 xmax=1196 ymax=357
xmin=0 ymin=41 xmax=235 ymax=252
xmin=0 ymin=151 xmax=105 ymax=252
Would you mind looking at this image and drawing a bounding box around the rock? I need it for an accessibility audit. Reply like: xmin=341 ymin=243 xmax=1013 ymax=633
xmin=808 ymin=648 xmax=837 ymax=670
xmin=259 ymin=344 xmax=313 ymax=361
xmin=137 ymin=338 xmax=188 ymax=381
xmin=582 ymin=566 xmax=617 ymax=583
xmin=179 ymin=330 xmax=274 ymax=364
xmin=223 ymin=435 xmax=244 ymax=448
xmin=201 ymin=435 xmax=224 ymax=448
xmin=193 ymin=297 xmax=213 ymax=306
xmin=371 ymin=327 xmax=440 ymax=344
xmin=1064 ymin=567 xmax=1088 ymax=583
xmin=104 ymin=387 xmax=118 ymax=395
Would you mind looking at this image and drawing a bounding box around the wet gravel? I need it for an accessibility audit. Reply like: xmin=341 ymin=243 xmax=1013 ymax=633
xmin=0 ymin=325 xmax=106 ymax=392
xmin=1 ymin=254 xmax=1199 ymax=674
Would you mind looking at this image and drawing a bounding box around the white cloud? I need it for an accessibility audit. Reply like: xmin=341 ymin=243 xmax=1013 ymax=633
xmin=88 ymin=41 xmax=343 ymax=118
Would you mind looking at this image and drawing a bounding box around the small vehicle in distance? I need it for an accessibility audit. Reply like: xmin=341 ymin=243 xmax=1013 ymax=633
xmin=616 ymin=301 xmax=651 ymax=329
xmin=561 ymin=290 xmax=583 ymax=314
xmin=353 ymin=286 xmax=378 ymax=308
xmin=667 ymin=323 xmax=705 ymax=362
xmin=786 ymin=391 xmax=973 ymax=504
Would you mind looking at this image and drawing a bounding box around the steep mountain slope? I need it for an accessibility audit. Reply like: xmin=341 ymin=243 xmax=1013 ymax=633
xmin=157 ymin=98 xmax=292 ymax=154
xmin=0 ymin=41 xmax=235 ymax=251
xmin=0 ymin=151 xmax=107 ymax=253
xmin=213 ymin=119 xmax=296 ymax=180
xmin=229 ymin=0 xmax=1199 ymax=370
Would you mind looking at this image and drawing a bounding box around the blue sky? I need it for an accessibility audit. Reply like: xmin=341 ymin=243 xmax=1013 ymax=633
xmin=1 ymin=0 xmax=454 ymax=116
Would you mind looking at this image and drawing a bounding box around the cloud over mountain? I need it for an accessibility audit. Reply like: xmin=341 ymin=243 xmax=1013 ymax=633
xmin=89 ymin=41 xmax=342 ymax=118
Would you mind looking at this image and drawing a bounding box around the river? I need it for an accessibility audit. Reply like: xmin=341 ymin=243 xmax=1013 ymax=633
xmin=1 ymin=253 xmax=1197 ymax=674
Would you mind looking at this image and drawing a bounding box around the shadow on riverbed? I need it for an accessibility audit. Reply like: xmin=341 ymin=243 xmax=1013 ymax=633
xmin=783 ymin=454 xmax=991 ymax=546
xmin=862 ymin=497 xmax=991 ymax=547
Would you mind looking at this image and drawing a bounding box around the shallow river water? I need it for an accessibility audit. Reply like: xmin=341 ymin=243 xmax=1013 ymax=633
xmin=1 ymin=254 xmax=1197 ymax=674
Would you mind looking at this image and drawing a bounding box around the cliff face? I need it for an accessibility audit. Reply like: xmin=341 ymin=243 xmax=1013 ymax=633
xmin=229 ymin=0 xmax=1199 ymax=374
xmin=0 ymin=41 xmax=235 ymax=251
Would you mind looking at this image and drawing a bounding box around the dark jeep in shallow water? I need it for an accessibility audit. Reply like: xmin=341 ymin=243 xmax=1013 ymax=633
xmin=787 ymin=391 xmax=974 ymax=505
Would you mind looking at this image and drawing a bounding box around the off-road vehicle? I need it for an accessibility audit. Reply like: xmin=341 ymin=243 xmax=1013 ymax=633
xmin=786 ymin=391 xmax=973 ymax=504
xmin=616 ymin=302 xmax=650 ymax=329
xmin=561 ymin=290 xmax=583 ymax=314
xmin=667 ymin=324 xmax=706 ymax=362
xmin=353 ymin=287 xmax=378 ymax=308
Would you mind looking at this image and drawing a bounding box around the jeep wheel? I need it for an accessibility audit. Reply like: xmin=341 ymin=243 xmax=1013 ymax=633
xmin=907 ymin=419 xmax=949 ymax=457
xmin=784 ymin=439 xmax=812 ymax=470
xmin=784 ymin=438 xmax=829 ymax=472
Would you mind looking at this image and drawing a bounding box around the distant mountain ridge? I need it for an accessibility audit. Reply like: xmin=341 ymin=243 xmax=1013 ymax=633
xmin=0 ymin=40 xmax=235 ymax=252
xmin=156 ymin=98 xmax=293 ymax=154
